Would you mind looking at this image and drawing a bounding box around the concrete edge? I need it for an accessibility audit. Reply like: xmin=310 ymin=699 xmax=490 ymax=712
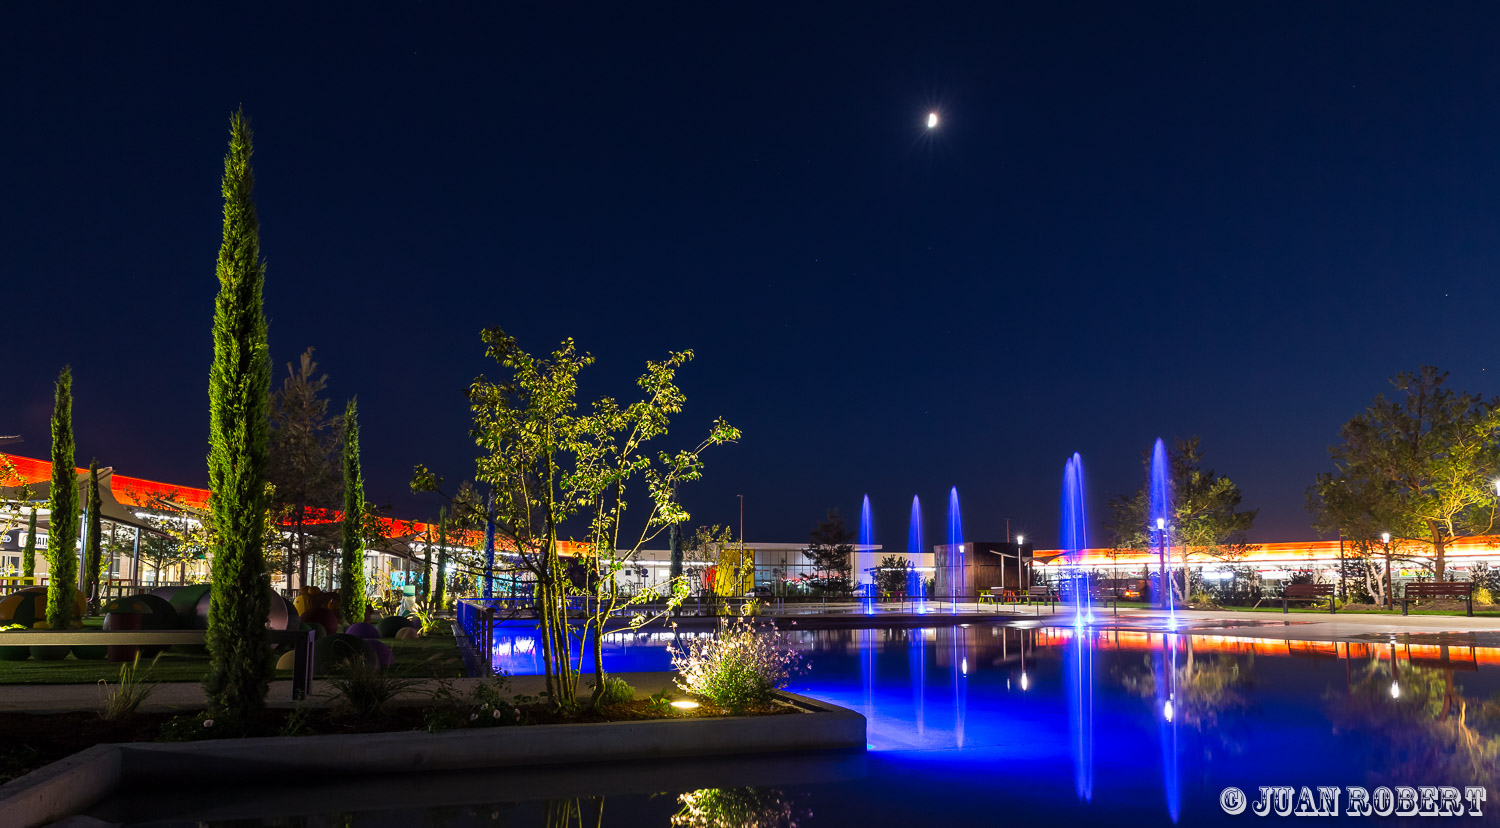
xmin=0 ymin=744 xmax=120 ymax=828
xmin=0 ymin=693 xmax=864 ymax=828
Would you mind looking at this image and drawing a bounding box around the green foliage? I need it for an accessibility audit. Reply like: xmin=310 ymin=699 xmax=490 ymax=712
xmin=203 ymin=109 xmax=274 ymax=725
xmin=672 ymin=787 xmax=807 ymax=828
xmin=21 ymin=508 xmax=37 ymax=579
xmin=98 ymin=652 xmax=160 ymax=722
xmin=646 ymin=687 xmax=674 ymax=715
xmin=323 ymin=655 xmax=422 ymax=718
xmin=873 ymin=554 xmax=909 ymax=597
xmin=46 ymin=366 xmax=79 ymax=630
xmin=340 ymin=397 xmax=367 ymax=624
xmin=84 ymin=459 xmax=103 ymax=605
xmin=1107 ymin=437 xmax=1257 ymax=565
xmin=423 ymin=676 xmax=522 ymax=732
xmin=1312 ymin=366 xmax=1500 ymax=580
xmin=277 ymin=704 xmax=314 ymax=737
xmin=803 ymin=509 xmax=854 ymax=597
xmin=670 ymin=617 xmax=804 ymax=713
xmin=592 ymin=675 xmax=635 ymax=707
xmin=268 ymin=347 xmax=342 ymax=590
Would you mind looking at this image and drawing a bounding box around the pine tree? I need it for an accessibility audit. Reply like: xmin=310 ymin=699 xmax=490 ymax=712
xmin=45 ymin=366 xmax=79 ymax=629
xmin=22 ymin=508 xmax=37 ymax=580
xmin=340 ymin=397 xmax=367 ymax=624
xmin=203 ymin=109 xmax=274 ymax=724
xmin=430 ymin=507 xmax=448 ymax=612
xmin=84 ymin=458 xmax=104 ymax=606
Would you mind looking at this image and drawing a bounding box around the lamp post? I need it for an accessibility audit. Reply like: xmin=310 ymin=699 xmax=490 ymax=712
xmin=1016 ymin=535 xmax=1025 ymax=597
xmin=1381 ymin=532 xmax=1392 ymax=610
xmin=1157 ymin=517 xmax=1167 ymax=610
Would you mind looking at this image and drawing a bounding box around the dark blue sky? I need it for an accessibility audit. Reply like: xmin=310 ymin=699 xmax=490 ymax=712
xmin=4 ymin=3 xmax=1498 ymax=547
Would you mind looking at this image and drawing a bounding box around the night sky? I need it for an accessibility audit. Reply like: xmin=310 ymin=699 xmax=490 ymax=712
xmin=5 ymin=4 xmax=1499 ymax=548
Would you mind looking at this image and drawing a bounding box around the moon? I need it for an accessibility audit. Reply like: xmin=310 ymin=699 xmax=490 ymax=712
xmin=927 ymin=112 xmax=939 ymax=128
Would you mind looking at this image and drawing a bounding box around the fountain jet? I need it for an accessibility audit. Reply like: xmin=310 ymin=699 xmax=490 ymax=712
xmin=859 ymin=494 xmax=875 ymax=614
xmin=1060 ymin=453 xmax=1092 ymax=624
xmin=908 ymin=495 xmax=925 ymax=605
xmin=947 ymin=487 xmax=963 ymax=608
xmin=1149 ymin=438 xmax=1176 ymax=626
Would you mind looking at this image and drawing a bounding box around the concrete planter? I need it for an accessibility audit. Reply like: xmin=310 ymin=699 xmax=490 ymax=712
xmin=0 ymin=692 xmax=863 ymax=828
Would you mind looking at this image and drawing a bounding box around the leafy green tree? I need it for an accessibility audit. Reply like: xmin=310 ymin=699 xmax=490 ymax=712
xmin=22 ymin=507 xmax=37 ymax=580
xmin=268 ymin=347 xmax=342 ymax=591
xmin=803 ymin=509 xmax=854 ymax=597
xmin=873 ymin=554 xmax=909 ymax=597
xmin=340 ymin=397 xmax=367 ymax=624
xmin=1307 ymin=472 xmax=1405 ymax=606
xmin=46 ymin=366 xmax=79 ymax=629
xmin=1107 ymin=437 xmax=1256 ymax=600
xmin=203 ymin=109 xmax=274 ymax=725
xmin=415 ymin=329 xmax=738 ymax=709
xmin=1318 ymin=367 xmax=1500 ymax=582
xmin=570 ymin=348 xmax=739 ymax=706
xmin=84 ymin=459 xmax=103 ymax=607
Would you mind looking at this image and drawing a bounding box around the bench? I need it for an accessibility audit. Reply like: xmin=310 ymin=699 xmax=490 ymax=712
xmin=1282 ymin=583 xmax=1335 ymax=613
xmin=1402 ymin=581 xmax=1474 ymax=617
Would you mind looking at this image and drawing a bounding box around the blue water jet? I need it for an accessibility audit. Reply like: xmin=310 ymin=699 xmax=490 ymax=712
xmin=1060 ymin=453 xmax=1093 ymax=624
xmin=1149 ymin=438 xmax=1177 ymax=626
xmin=859 ymin=494 xmax=875 ymax=613
xmin=947 ymin=487 xmax=963 ymax=609
xmin=907 ymin=495 xmax=925 ymax=607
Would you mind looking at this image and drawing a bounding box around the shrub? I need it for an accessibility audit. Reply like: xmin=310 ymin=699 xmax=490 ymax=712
xmin=669 ymin=617 xmax=804 ymax=712
xmin=99 ymin=652 xmax=160 ymax=722
xmin=1475 ymin=585 xmax=1494 ymax=607
xmin=592 ymin=676 xmax=635 ymax=707
xmin=324 ymin=656 xmax=423 ymax=717
xmin=424 ymin=676 xmax=522 ymax=732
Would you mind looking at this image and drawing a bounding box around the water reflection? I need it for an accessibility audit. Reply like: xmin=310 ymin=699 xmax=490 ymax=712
xmin=671 ymin=788 xmax=809 ymax=828
xmin=1328 ymin=642 xmax=1500 ymax=787
xmin=1065 ymin=628 xmax=1094 ymax=802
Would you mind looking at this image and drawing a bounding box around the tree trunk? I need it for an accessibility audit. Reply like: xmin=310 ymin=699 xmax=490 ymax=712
xmin=1430 ymin=522 xmax=1447 ymax=581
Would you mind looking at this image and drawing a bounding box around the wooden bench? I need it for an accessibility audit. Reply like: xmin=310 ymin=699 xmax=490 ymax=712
xmin=1282 ymin=583 xmax=1335 ymax=613
xmin=1402 ymin=581 xmax=1474 ymax=617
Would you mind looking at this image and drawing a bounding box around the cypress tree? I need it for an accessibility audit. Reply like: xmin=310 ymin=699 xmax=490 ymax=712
xmin=339 ymin=398 xmax=367 ymax=624
xmin=45 ymin=366 xmax=79 ymax=629
xmin=431 ymin=507 xmax=448 ymax=612
xmin=85 ymin=459 xmax=103 ymax=605
xmin=22 ymin=508 xmax=37 ymax=580
xmin=204 ymin=110 xmax=274 ymax=724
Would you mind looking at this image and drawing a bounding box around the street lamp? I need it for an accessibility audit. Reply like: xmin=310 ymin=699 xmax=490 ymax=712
xmin=1381 ymin=532 xmax=1392 ymax=611
xmin=1016 ymin=535 xmax=1025 ymax=597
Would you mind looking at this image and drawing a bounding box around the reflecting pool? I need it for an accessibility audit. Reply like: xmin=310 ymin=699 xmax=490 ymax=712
xmin=91 ymin=623 xmax=1500 ymax=826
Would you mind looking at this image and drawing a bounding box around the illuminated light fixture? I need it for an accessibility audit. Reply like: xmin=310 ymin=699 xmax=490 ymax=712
xmin=1157 ymin=517 xmax=1166 ymax=531
xmin=961 ymin=657 xmax=968 ymax=675
xmin=1163 ymin=698 xmax=1174 ymax=722
xmin=671 ymin=699 xmax=700 ymax=710
xmin=1020 ymin=671 xmax=1030 ymax=691
xmin=1017 ymin=535 xmax=1024 ymax=545
xmin=1389 ymin=682 xmax=1400 ymax=700
xmin=1381 ymin=532 xmax=1391 ymax=544
xmin=927 ymin=112 xmax=938 ymax=128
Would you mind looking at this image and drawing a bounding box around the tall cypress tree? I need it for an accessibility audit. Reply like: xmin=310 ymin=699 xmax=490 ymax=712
xmin=45 ymin=366 xmax=79 ymax=629
xmin=430 ymin=507 xmax=448 ymax=612
xmin=85 ymin=458 xmax=104 ymax=606
xmin=204 ymin=110 xmax=274 ymax=724
xmin=22 ymin=508 xmax=37 ymax=580
xmin=340 ymin=398 xmax=367 ymax=624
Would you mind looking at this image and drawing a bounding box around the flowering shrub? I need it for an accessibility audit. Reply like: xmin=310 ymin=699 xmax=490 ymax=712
xmin=669 ymin=618 xmax=804 ymax=712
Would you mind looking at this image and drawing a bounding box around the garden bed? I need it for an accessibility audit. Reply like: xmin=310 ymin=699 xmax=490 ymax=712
xmin=0 ymin=690 xmax=861 ymax=828
xmin=0 ymin=692 xmax=800 ymax=783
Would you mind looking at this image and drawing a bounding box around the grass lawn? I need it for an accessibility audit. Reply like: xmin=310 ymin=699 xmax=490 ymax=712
xmin=0 ymin=631 xmax=465 ymax=685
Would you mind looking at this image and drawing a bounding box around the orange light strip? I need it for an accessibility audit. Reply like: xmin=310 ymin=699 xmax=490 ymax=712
xmin=1038 ymin=537 xmax=1500 ymax=568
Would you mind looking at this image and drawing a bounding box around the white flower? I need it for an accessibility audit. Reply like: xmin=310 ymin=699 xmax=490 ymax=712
xmin=492 ymin=708 xmax=502 ymax=719
xmin=469 ymin=712 xmax=478 ymax=721
xmin=202 ymin=719 xmax=214 ymax=728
